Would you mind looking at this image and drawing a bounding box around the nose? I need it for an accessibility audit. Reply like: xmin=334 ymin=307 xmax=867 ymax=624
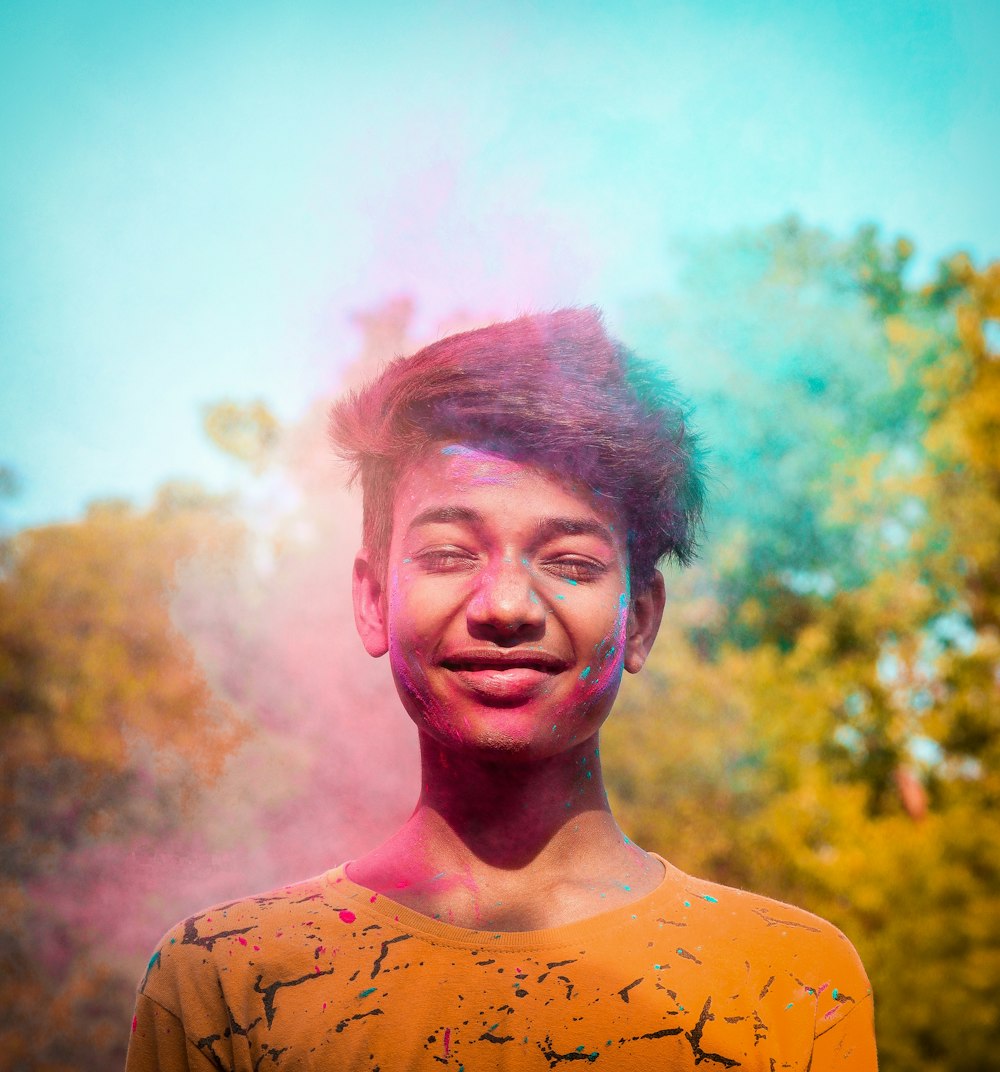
xmin=466 ymin=556 xmax=546 ymax=642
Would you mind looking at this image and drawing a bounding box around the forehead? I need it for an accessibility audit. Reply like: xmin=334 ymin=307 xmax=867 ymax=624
xmin=390 ymin=444 xmax=621 ymax=537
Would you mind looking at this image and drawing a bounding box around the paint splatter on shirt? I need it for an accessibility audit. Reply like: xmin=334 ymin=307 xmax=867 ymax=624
xmin=126 ymin=856 xmax=875 ymax=1070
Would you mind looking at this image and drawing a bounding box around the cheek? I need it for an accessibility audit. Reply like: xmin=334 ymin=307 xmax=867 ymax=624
xmin=561 ymin=594 xmax=629 ymax=711
xmin=385 ymin=574 xmax=427 ymax=683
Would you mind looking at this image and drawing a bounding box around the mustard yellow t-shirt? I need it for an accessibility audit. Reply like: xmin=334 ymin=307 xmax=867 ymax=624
xmin=127 ymin=856 xmax=876 ymax=1071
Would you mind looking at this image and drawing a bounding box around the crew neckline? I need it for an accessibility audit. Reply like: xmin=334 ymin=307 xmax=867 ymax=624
xmin=323 ymin=853 xmax=689 ymax=950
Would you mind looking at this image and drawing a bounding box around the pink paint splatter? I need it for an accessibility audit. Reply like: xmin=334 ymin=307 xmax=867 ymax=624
xmin=443 ymin=1027 xmax=451 ymax=1056
xmin=238 ymin=936 xmax=247 ymax=946
xmin=339 ymin=910 xmax=356 ymax=924
xmin=131 ymin=1015 xmax=137 ymax=1035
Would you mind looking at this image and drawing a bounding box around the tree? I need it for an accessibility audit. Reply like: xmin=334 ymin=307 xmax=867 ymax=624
xmin=605 ymin=220 xmax=1000 ymax=1070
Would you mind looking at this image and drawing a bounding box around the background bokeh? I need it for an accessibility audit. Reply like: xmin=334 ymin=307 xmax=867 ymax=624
xmin=2 ymin=3 xmax=998 ymax=1070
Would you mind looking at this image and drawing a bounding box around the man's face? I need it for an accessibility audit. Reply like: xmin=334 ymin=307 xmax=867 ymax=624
xmin=352 ymin=444 xmax=663 ymax=761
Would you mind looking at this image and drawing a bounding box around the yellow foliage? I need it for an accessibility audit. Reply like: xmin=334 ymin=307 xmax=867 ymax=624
xmin=0 ymin=497 xmax=248 ymax=777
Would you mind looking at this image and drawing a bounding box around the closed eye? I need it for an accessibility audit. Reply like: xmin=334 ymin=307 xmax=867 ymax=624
xmin=543 ymin=557 xmax=608 ymax=582
xmin=415 ymin=547 xmax=479 ymax=572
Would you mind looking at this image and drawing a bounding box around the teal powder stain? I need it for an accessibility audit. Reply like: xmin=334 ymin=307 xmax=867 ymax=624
xmin=703 ymin=894 xmax=718 ymax=904
xmin=169 ymin=938 xmax=176 ymax=944
xmin=565 ymin=578 xmax=578 ymax=586
xmin=623 ymin=884 xmax=631 ymax=891
xmin=654 ymin=964 xmax=661 ymax=970
xmin=585 ymin=770 xmax=592 ymax=778
xmin=551 ymin=724 xmax=558 ymax=732
xmin=684 ymin=900 xmax=691 ymax=907
xmin=786 ymin=1003 xmax=794 ymax=1010
xmin=358 ymin=987 xmax=377 ymax=999
xmin=832 ymin=988 xmax=839 ymax=1000
xmin=556 ymin=594 xmax=566 ymax=600
xmin=580 ymin=666 xmax=591 ymax=679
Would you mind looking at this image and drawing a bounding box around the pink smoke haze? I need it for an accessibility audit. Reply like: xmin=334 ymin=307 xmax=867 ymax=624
xmin=28 ymin=302 xmax=477 ymax=975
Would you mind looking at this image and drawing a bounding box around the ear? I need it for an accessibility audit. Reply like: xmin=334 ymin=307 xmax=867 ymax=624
xmin=352 ymin=549 xmax=389 ymax=658
xmin=624 ymin=569 xmax=666 ymax=674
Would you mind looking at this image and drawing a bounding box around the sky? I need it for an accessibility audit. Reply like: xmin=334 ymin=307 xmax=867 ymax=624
xmin=2 ymin=0 xmax=997 ymax=531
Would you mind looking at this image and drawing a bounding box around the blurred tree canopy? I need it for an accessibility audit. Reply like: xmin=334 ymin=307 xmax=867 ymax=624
xmin=606 ymin=218 xmax=1000 ymax=1071
xmin=1 ymin=219 xmax=998 ymax=1070
xmin=0 ymin=487 xmax=247 ymax=1071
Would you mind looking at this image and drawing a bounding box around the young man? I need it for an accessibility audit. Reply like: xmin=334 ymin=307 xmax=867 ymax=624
xmin=128 ymin=309 xmax=876 ymax=1070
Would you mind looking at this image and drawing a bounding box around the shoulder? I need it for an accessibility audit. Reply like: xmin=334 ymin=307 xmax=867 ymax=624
xmin=137 ymin=871 xmax=334 ymax=1013
xmin=665 ymin=870 xmax=873 ymax=1035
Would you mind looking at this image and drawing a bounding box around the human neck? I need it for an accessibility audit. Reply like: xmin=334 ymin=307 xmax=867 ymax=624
xmin=347 ymin=732 xmax=665 ymax=929
xmin=417 ymin=732 xmax=619 ymax=861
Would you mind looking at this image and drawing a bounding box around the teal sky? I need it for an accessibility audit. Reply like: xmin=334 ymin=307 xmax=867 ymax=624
xmin=2 ymin=0 xmax=997 ymax=529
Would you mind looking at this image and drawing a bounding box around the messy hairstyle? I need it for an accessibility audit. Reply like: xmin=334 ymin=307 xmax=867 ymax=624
xmin=328 ymin=308 xmax=706 ymax=591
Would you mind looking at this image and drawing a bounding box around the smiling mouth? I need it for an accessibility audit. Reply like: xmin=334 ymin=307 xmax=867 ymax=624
xmin=440 ymin=651 xmax=568 ymax=673
xmin=439 ymin=651 xmax=568 ymax=704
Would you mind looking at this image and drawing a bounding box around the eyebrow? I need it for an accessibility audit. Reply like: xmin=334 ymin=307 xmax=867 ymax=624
xmin=407 ymin=506 xmax=613 ymax=546
xmin=407 ymin=505 xmax=483 ymax=532
xmin=531 ymin=517 xmax=614 ymax=545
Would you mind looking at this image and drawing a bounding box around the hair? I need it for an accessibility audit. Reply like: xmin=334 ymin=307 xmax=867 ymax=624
xmin=328 ymin=307 xmax=706 ymax=591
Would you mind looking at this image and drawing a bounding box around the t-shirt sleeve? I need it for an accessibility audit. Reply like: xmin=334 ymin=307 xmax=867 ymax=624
xmin=126 ymin=992 xmax=221 ymax=1072
xmin=125 ymin=917 xmax=230 ymax=1072
xmin=810 ymin=992 xmax=877 ymax=1069
xmin=809 ymin=926 xmax=877 ymax=1070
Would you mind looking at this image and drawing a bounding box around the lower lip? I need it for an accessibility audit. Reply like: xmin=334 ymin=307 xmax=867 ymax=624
xmin=446 ymin=666 xmax=556 ymax=704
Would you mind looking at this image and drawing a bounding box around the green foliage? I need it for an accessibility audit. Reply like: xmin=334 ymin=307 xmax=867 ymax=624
xmin=605 ymin=220 xmax=1000 ymax=1071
